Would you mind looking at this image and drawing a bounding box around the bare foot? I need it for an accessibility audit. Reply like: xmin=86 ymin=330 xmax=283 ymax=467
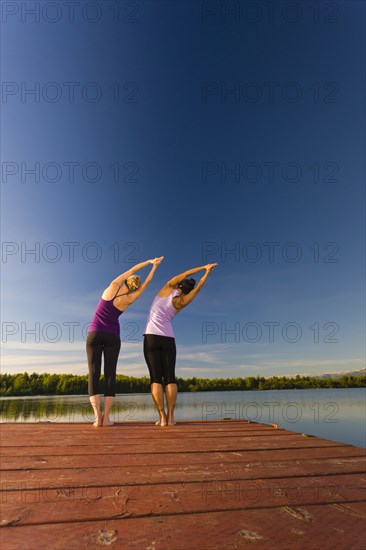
xmin=155 ymin=420 xmax=168 ymax=426
xmin=156 ymin=412 xmax=167 ymax=427
xmin=102 ymin=415 xmax=114 ymax=427
xmin=93 ymin=418 xmax=102 ymax=428
xmin=167 ymin=417 xmax=176 ymax=426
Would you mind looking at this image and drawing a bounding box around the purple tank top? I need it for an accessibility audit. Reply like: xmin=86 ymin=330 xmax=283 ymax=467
xmin=88 ymin=293 xmax=124 ymax=336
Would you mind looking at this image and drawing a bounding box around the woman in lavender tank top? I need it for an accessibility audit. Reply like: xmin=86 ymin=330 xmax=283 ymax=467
xmin=144 ymin=263 xmax=218 ymax=427
xmin=87 ymin=257 xmax=163 ymax=427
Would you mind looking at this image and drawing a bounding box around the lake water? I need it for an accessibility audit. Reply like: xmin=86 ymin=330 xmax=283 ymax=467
xmin=1 ymin=388 xmax=365 ymax=448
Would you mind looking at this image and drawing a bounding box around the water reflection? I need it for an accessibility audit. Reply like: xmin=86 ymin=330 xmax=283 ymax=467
xmin=1 ymin=389 xmax=365 ymax=448
xmin=0 ymin=395 xmax=152 ymax=423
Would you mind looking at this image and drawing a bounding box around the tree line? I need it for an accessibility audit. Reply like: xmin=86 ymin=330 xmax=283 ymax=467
xmin=0 ymin=372 xmax=365 ymax=397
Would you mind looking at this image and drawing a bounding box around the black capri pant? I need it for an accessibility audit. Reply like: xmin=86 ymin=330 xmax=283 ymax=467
xmin=143 ymin=334 xmax=177 ymax=385
xmin=86 ymin=331 xmax=121 ymax=396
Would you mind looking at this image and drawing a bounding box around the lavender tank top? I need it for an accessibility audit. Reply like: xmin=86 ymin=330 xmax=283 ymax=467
xmin=144 ymin=290 xmax=179 ymax=338
xmin=88 ymin=293 xmax=124 ymax=336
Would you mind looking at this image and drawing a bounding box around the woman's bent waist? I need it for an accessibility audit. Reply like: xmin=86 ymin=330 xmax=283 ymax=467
xmin=144 ymin=333 xmax=175 ymax=340
xmin=87 ymin=330 xmax=121 ymax=342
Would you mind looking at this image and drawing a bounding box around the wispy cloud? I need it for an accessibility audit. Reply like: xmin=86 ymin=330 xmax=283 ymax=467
xmin=1 ymin=337 xmax=363 ymax=379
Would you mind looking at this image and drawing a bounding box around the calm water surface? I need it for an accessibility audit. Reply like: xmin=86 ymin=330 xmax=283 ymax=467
xmin=1 ymin=388 xmax=365 ymax=448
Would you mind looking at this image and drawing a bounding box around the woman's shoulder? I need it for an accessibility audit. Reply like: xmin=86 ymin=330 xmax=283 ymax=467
xmin=156 ymin=283 xmax=177 ymax=298
xmin=156 ymin=285 xmax=177 ymax=298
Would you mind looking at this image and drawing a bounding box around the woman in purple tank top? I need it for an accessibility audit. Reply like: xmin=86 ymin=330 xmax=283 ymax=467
xmin=144 ymin=263 xmax=218 ymax=427
xmin=87 ymin=257 xmax=164 ymax=427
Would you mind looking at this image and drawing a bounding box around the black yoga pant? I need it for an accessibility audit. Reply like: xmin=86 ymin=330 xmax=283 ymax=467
xmin=143 ymin=334 xmax=177 ymax=385
xmin=86 ymin=331 xmax=121 ymax=396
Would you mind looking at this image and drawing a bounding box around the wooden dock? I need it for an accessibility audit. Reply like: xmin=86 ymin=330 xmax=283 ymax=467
xmin=0 ymin=420 xmax=365 ymax=549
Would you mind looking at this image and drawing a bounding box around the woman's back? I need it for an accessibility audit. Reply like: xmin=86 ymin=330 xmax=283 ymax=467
xmin=144 ymin=290 xmax=179 ymax=337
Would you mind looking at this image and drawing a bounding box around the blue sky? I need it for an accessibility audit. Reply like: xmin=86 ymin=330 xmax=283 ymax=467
xmin=1 ymin=0 xmax=365 ymax=379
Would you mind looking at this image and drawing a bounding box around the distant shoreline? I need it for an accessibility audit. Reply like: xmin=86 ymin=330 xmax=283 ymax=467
xmin=1 ymin=372 xmax=365 ymax=397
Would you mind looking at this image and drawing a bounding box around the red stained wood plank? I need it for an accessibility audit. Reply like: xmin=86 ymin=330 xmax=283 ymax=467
xmin=1 ymin=505 xmax=365 ymax=550
xmin=0 ymin=474 xmax=365 ymax=527
xmin=0 ymin=421 xmax=365 ymax=550
xmin=1 ymin=455 xmax=365 ymax=488
xmin=1 ymin=445 xmax=364 ymax=471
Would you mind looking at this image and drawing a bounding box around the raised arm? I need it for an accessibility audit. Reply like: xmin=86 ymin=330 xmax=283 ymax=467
xmin=166 ymin=265 xmax=211 ymax=288
xmin=110 ymin=260 xmax=152 ymax=287
xmin=173 ymin=263 xmax=218 ymax=310
xmin=125 ymin=257 xmax=164 ymax=305
xmin=103 ymin=259 xmax=161 ymax=299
